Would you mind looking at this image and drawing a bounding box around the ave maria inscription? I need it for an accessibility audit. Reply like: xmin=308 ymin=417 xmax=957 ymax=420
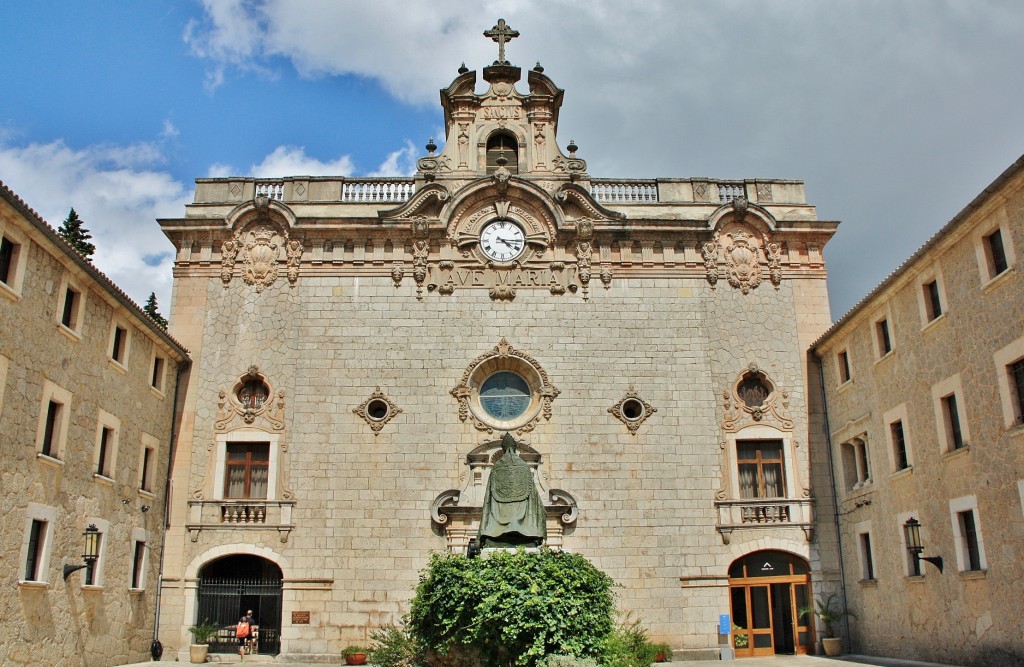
xmin=428 ymin=264 xmax=577 ymax=297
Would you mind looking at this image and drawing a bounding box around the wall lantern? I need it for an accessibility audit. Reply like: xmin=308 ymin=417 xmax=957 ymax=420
xmin=63 ymin=524 xmax=100 ymax=580
xmin=903 ymin=517 xmax=944 ymax=573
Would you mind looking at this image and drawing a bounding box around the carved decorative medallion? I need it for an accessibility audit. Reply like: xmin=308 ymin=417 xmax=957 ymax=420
xmin=608 ymin=386 xmax=657 ymax=434
xmin=214 ymin=366 xmax=286 ymax=433
xmin=221 ymin=209 xmax=302 ymax=293
xmin=353 ymin=387 xmax=403 ymax=435
xmin=723 ymin=230 xmax=763 ymax=294
xmin=763 ymin=235 xmax=783 ymax=290
xmin=702 ymin=235 xmax=719 ymax=289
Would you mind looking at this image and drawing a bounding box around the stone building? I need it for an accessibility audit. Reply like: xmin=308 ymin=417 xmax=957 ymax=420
xmin=156 ymin=22 xmax=840 ymax=661
xmin=0 ymin=183 xmax=189 ymax=666
xmin=812 ymin=155 xmax=1024 ymax=665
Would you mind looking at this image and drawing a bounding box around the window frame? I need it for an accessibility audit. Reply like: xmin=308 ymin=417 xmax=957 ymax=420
xmin=949 ymin=496 xmax=986 ymax=573
xmin=93 ymin=410 xmax=120 ymax=481
xmin=993 ymin=336 xmax=1024 ymax=428
xmin=130 ymin=528 xmax=149 ymax=590
xmin=916 ymin=267 xmax=947 ymax=328
xmin=836 ymin=349 xmax=852 ymax=385
xmin=212 ymin=430 xmax=281 ymax=501
xmin=872 ymin=313 xmax=894 ymax=360
xmin=883 ymin=404 xmax=912 ymax=473
xmin=108 ymin=319 xmax=131 ymax=369
xmin=0 ymin=224 xmax=28 ymax=299
xmin=974 ymin=218 xmax=1016 ymax=286
xmin=840 ymin=435 xmax=871 ymax=492
xmin=19 ymin=503 xmax=58 ymax=585
xmin=138 ymin=433 xmax=159 ymax=494
xmin=56 ymin=272 xmax=87 ymax=338
xmin=223 ymin=442 xmax=271 ymax=499
xmin=736 ymin=439 xmax=787 ymax=499
xmin=931 ymin=374 xmax=971 ymax=453
xmin=854 ymin=522 xmax=876 ymax=582
xmin=150 ymin=350 xmax=167 ymax=396
xmin=36 ymin=380 xmax=73 ymax=461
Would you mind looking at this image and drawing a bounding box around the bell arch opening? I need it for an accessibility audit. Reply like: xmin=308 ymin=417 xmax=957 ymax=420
xmin=486 ymin=132 xmax=519 ymax=173
xmin=196 ymin=554 xmax=283 ymax=655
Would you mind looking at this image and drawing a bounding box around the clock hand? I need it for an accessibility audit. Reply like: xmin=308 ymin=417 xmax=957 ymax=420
xmin=498 ymin=237 xmax=522 ymax=249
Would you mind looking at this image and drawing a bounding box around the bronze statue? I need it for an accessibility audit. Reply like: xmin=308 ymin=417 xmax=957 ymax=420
xmin=478 ymin=433 xmax=547 ymax=548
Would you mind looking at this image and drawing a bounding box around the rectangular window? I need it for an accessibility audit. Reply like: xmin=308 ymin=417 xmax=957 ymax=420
xmin=111 ymin=326 xmax=127 ymax=364
xmin=840 ymin=437 xmax=871 ymax=491
xmin=985 ymin=229 xmax=1009 ymax=277
xmin=97 ymin=427 xmax=113 ymax=476
xmin=224 ymin=443 xmax=270 ymax=499
xmin=838 ymin=351 xmax=851 ymax=384
xmin=151 ymin=355 xmax=165 ymax=391
xmin=61 ymin=287 xmax=79 ymax=328
xmin=1011 ymin=359 xmax=1024 ymax=425
xmin=890 ymin=420 xmax=909 ymax=470
xmin=25 ymin=519 xmax=46 ymax=581
xmin=942 ymin=394 xmax=964 ymax=450
xmin=41 ymin=400 xmax=61 ymax=458
xmin=131 ymin=540 xmax=146 ymax=589
xmin=958 ymin=510 xmax=982 ymax=571
xmin=859 ymin=532 xmax=875 ymax=580
xmin=737 ymin=440 xmax=785 ymax=499
xmin=140 ymin=446 xmax=154 ymax=492
xmin=876 ymin=318 xmax=892 ymax=356
xmin=924 ymin=280 xmax=942 ymax=321
xmin=0 ymin=235 xmax=15 ymax=284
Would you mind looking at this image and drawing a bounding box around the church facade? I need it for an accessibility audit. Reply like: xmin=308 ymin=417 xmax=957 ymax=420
xmin=157 ymin=23 xmax=839 ymax=660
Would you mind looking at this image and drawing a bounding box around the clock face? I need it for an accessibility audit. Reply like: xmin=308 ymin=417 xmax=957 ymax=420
xmin=479 ymin=219 xmax=526 ymax=262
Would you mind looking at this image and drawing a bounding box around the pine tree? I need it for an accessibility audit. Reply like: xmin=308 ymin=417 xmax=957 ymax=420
xmin=143 ymin=292 xmax=169 ymax=329
xmin=57 ymin=208 xmax=96 ymax=259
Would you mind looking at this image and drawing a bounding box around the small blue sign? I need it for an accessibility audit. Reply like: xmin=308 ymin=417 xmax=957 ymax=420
xmin=719 ymin=614 xmax=730 ymax=634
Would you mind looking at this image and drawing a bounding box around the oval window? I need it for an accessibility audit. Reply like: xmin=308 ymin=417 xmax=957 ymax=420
xmin=479 ymin=372 xmax=531 ymax=421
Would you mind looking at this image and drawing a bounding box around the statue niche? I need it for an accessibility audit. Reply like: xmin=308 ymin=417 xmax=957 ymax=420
xmin=478 ymin=433 xmax=546 ymax=547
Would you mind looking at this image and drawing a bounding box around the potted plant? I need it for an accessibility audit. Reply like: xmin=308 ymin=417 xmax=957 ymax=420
xmin=343 ymin=644 xmax=370 ymax=665
xmin=652 ymin=641 xmax=673 ymax=662
xmin=799 ymin=593 xmax=857 ymax=657
xmin=188 ymin=619 xmax=219 ymax=664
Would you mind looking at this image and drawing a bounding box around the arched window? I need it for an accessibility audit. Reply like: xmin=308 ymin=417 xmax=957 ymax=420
xmin=486 ymin=133 xmax=519 ymax=174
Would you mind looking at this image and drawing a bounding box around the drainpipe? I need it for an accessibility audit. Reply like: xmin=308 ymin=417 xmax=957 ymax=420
xmin=815 ymin=355 xmax=851 ymax=647
xmin=152 ymin=359 xmax=189 ymax=658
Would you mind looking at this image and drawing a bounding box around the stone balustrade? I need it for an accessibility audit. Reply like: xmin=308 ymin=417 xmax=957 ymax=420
xmin=341 ymin=179 xmax=416 ymax=203
xmin=715 ymin=497 xmax=814 ymax=543
xmin=590 ymin=179 xmax=659 ymax=203
xmin=186 ymin=499 xmax=296 ymax=543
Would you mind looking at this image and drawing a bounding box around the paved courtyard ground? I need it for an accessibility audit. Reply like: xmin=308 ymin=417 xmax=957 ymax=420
xmin=121 ymin=653 xmax=963 ymax=667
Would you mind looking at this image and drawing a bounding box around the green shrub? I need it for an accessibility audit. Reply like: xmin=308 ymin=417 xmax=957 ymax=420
xmin=406 ymin=549 xmax=617 ymax=667
xmin=368 ymin=625 xmax=424 ymax=667
xmin=598 ymin=614 xmax=659 ymax=667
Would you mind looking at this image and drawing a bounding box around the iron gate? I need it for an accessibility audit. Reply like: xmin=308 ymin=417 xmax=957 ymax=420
xmin=197 ymin=575 xmax=282 ymax=655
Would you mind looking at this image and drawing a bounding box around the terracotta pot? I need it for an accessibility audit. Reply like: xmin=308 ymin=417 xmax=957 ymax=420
xmin=189 ymin=643 xmax=209 ymax=664
xmin=822 ymin=637 xmax=843 ymax=656
xmin=655 ymin=651 xmax=667 ymax=662
xmin=345 ymin=652 xmax=368 ymax=665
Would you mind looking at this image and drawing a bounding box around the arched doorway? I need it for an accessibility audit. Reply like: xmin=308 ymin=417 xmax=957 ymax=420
xmin=197 ymin=555 xmax=282 ymax=655
xmin=728 ymin=550 xmax=813 ymax=657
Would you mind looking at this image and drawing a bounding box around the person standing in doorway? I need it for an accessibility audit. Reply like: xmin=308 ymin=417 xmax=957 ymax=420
xmin=244 ymin=609 xmax=258 ymax=655
xmin=235 ymin=615 xmax=251 ymax=661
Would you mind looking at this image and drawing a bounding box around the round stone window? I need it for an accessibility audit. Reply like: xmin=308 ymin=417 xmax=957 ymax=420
xmin=366 ymin=398 xmax=390 ymax=421
xmin=479 ymin=372 xmax=532 ymax=421
xmin=620 ymin=398 xmax=645 ymax=421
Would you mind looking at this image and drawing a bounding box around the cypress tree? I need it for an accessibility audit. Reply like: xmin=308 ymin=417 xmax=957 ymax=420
xmin=57 ymin=208 xmax=96 ymax=259
xmin=143 ymin=292 xmax=168 ymax=329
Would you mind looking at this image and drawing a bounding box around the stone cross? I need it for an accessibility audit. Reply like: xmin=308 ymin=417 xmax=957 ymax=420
xmin=484 ymin=19 xmax=519 ymax=64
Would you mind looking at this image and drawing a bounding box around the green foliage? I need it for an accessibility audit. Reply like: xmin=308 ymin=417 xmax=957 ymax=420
xmin=143 ymin=292 xmax=168 ymax=328
xmin=406 ymin=549 xmax=617 ymax=667
xmin=798 ymin=593 xmax=856 ymax=638
xmin=188 ymin=619 xmax=219 ymax=644
xmin=57 ymin=208 xmax=95 ymax=259
xmin=343 ymin=644 xmax=370 ymax=656
xmin=598 ymin=614 xmax=659 ymax=667
xmin=651 ymin=642 xmax=673 ymax=662
xmin=368 ymin=625 xmax=424 ymax=667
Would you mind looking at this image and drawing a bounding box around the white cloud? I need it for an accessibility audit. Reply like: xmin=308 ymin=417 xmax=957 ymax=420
xmin=370 ymin=141 xmax=419 ymax=177
xmin=248 ymin=145 xmax=356 ymax=178
xmin=0 ymin=139 xmax=189 ymax=314
xmin=161 ymin=119 xmax=180 ymax=139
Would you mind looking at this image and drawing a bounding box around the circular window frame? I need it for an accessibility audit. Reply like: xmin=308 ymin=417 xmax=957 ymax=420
xmin=469 ymin=359 xmax=543 ymax=431
xmin=620 ymin=398 xmax=646 ymax=422
xmin=365 ymin=398 xmax=391 ymax=422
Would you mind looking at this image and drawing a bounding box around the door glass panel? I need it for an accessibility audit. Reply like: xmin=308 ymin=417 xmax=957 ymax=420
xmin=753 ymin=634 xmax=774 ymax=649
xmin=750 ymin=586 xmax=771 ymax=629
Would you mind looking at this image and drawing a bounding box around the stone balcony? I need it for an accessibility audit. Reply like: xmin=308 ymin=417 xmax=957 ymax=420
xmin=715 ymin=497 xmax=814 ymax=544
xmin=186 ymin=499 xmax=296 ymax=543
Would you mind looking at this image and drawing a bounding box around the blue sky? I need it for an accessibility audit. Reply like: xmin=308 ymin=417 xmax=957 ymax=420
xmin=2 ymin=1 xmax=1023 ymax=319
